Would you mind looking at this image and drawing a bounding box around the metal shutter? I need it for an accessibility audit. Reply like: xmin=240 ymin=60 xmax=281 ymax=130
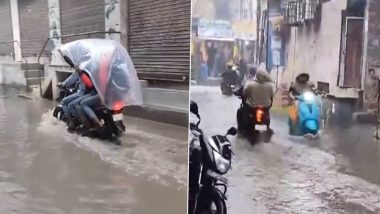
xmin=128 ymin=0 xmax=191 ymax=82
xmin=60 ymin=0 xmax=105 ymax=43
xmin=19 ymin=0 xmax=49 ymax=57
xmin=0 ymin=1 xmax=13 ymax=56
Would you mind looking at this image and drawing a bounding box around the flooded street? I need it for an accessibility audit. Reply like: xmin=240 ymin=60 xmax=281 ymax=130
xmin=191 ymin=86 xmax=380 ymax=214
xmin=0 ymin=87 xmax=187 ymax=214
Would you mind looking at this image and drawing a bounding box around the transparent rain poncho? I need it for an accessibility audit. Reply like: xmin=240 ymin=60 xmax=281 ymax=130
xmin=59 ymin=39 xmax=143 ymax=110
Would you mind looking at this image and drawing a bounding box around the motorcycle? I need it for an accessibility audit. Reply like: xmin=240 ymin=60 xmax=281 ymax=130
xmin=188 ymin=101 xmax=237 ymax=214
xmin=220 ymin=65 xmax=243 ymax=96
xmin=288 ymin=91 xmax=321 ymax=139
xmin=233 ymin=86 xmax=273 ymax=143
xmin=52 ymin=84 xmax=126 ymax=144
xmin=52 ymin=39 xmax=143 ymax=144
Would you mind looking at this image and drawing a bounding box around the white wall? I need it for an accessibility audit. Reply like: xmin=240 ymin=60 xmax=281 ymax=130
xmin=281 ymin=0 xmax=357 ymax=98
xmin=105 ymin=0 xmax=121 ymax=42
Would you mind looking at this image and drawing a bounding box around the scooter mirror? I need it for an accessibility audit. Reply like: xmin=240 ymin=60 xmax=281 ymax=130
xmin=227 ymin=127 xmax=237 ymax=136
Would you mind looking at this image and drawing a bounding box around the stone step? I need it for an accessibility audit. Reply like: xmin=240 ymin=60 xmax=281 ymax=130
xmin=27 ymin=77 xmax=44 ymax=86
xmin=21 ymin=63 xmax=44 ymax=71
xmin=25 ymin=69 xmax=43 ymax=79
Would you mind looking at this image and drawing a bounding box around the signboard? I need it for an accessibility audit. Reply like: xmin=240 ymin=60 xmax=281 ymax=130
xmin=231 ymin=20 xmax=256 ymax=40
xmin=266 ymin=15 xmax=285 ymax=71
xmin=271 ymin=35 xmax=282 ymax=49
xmin=198 ymin=19 xmax=233 ymax=38
xmin=272 ymin=50 xmax=281 ymax=66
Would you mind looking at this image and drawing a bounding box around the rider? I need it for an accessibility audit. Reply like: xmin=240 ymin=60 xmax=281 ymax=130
xmin=288 ymin=73 xmax=315 ymax=102
xmin=237 ymin=58 xmax=248 ymax=83
xmin=79 ymin=90 xmax=102 ymax=130
xmin=57 ymin=49 xmax=85 ymax=124
xmin=287 ymin=73 xmax=316 ymax=135
xmin=237 ymin=68 xmax=274 ymax=134
xmin=74 ymin=71 xmax=102 ymax=130
xmin=222 ymin=62 xmax=239 ymax=84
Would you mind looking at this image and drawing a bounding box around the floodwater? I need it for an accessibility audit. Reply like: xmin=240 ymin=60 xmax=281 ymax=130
xmin=191 ymin=86 xmax=380 ymax=214
xmin=0 ymin=86 xmax=187 ymax=214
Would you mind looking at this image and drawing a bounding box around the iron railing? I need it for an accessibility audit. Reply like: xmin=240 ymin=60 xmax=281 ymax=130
xmin=0 ymin=40 xmax=21 ymax=60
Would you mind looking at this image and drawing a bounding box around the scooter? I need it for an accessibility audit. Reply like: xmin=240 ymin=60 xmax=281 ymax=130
xmin=188 ymin=101 xmax=237 ymax=214
xmin=52 ymin=84 xmax=125 ymax=144
xmin=233 ymin=86 xmax=273 ymax=143
xmin=288 ymin=91 xmax=321 ymax=139
xmin=220 ymin=65 xmax=243 ymax=96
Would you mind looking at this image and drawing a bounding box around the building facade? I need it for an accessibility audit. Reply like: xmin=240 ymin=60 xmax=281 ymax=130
xmin=0 ymin=0 xmax=191 ymax=83
xmin=257 ymin=0 xmax=372 ymax=110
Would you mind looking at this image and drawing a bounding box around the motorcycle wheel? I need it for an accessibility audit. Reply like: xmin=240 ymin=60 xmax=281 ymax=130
xmin=197 ymin=198 xmax=226 ymax=214
xmin=247 ymin=130 xmax=259 ymax=144
xmin=263 ymin=130 xmax=273 ymax=143
xmin=208 ymin=199 xmax=227 ymax=214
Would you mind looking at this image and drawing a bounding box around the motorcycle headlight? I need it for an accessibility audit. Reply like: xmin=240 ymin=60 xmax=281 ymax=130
xmin=213 ymin=150 xmax=231 ymax=174
xmin=303 ymin=92 xmax=315 ymax=101
xmin=331 ymin=103 xmax=336 ymax=113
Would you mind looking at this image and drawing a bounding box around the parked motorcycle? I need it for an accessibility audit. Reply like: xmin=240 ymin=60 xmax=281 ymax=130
xmin=220 ymin=65 xmax=243 ymax=96
xmin=233 ymin=86 xmax=273 ymax=143
xmin=52 ymin=84 xmax=126 ymax=144
xmin=288 ymin=91 xmax=321 ymax=139
xmin=188 ymin=101 xmax=237 ymax=214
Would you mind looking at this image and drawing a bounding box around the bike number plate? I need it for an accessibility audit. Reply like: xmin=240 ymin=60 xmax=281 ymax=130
xmin=112 ymin=113 xmax=123 ymax=121
xmin=255 ymin=125 xmax=267 ymax=131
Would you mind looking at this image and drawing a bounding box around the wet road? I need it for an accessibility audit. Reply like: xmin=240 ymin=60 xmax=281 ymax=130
xmin=0 ymin=87 xmax=187 ymax=214
xmin=191 ymin=86 xmax=380 ymax=214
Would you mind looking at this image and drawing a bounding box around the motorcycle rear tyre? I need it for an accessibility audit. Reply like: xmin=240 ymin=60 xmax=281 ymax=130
xmin=196 ymin=197 xmax=226 ymax=214
xmin=211 ymin=198 xmax=226 ymax=214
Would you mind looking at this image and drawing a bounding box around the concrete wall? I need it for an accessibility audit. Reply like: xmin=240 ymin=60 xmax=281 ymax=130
xmin=363 ymin=0 xmax=380 ymax=108
xmin=105 ymin=0 xmax=121 ymax=42
xmin=367 ymin=0 xmax=380 ymax=66
xmin=0 ymin=62 xmax=26 ymax=87
xmin=280 ymin=0 xmax=357 ymax=98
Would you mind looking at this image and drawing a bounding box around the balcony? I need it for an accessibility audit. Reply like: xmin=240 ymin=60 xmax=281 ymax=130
xmin=282 ymin=0 xmax=321 ymax=26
